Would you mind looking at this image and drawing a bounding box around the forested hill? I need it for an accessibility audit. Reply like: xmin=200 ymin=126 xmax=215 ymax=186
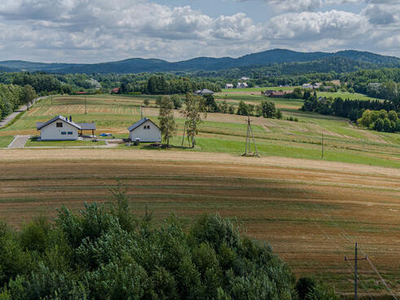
xmin=1 ymin=49 xmax=400 ymax=74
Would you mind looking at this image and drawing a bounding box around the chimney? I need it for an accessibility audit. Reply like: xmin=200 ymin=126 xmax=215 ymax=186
xmin=69 ymin=116 xmax=72 ymax=122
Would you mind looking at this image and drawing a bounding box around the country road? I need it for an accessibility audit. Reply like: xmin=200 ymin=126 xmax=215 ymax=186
xmin=0 ymin=96 xmax=47 ymax=129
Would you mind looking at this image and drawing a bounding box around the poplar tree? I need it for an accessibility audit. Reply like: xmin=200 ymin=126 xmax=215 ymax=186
xmin=158 ymin=96 xmax=176 ymax=147
xmin=180 ymin=94 xmax=206 ymax=148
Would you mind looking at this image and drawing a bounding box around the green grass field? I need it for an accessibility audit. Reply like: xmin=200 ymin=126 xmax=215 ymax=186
xmin=1 ymin=92 xmax=399 ymax=169
xmin=25 ymin=139 xmax=106 ymax=147
xmin=0 ymin=135 xmax=14 ymax=148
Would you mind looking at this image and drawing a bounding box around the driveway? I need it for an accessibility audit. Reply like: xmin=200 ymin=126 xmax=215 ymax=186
xmin=8 ymin=135 xmax=31 ymax=148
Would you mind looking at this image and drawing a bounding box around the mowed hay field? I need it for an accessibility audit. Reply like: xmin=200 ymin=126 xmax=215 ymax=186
xmin=1 ymin=93 xmax=400 ymax=169
xmin=1 ymin=149 xmax=400 ymax=297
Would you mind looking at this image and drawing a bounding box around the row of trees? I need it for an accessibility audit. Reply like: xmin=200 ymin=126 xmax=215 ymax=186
xmin=237 ymin=100 xmax=281 ymax=119
xmin=0 ymin=188 xmax=337 ymax=299
xmin=158 ymin=94 xmax=207 ymax=147
xmin=357 ymin=109 xmax=400 ymax=132
xmin=0 ymin=84 xmax=37 ymax=119
xmin=301 ymin=91 xmax=396 ymax=121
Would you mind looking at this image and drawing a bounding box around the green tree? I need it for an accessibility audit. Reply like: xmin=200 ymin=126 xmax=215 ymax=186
xmin=237 ymin=100 xmax=249 ymax=116
xmin=180 ymin=94 xmax=206 ymax=148
xmin=159 ymin=96 xmax=177 ymax=147
xmin=276 ymin=109 xmax=283 ymax=119
xmin=170 ymin=94 xmax=182 ymax=109
xmin=143 ymin=99 xmax=150 ymax=107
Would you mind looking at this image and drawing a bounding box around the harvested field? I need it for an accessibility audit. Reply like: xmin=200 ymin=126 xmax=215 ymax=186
xmin=1 ymin=149 xmax=400 ymax=297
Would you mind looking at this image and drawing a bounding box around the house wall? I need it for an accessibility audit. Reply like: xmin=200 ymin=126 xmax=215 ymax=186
xmin=129 ymin=121 xmax=161 ymax=142
xmin=40 ymin=121 xmax=79 ymax=140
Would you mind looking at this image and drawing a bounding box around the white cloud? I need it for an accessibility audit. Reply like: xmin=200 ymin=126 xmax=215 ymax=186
xmin=0 ymin=0 xmax=399 ymax=62
xmin=265 ymin=10 xmax=369 ymax=40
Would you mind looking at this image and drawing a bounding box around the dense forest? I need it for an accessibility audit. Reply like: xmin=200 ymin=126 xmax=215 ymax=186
xmin=0 ymin=190 xmax=336 ymax=299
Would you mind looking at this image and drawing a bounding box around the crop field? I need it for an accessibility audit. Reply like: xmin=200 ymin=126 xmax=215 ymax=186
xmin=1 ymin=92 xmax=400 ymax=297
xmin=1 ymin=149 xmax=400 ymax=297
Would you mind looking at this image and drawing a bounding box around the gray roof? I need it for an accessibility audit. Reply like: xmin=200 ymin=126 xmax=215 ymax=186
xmin=195 ymin=89 xmax=214 ymax=95
xmin=128 ymin=117 xmax=159 ymax=132
xmin=36 ymin=115 xmax=96 ymax=131
xmin=36 ymin=115 xmax=81 ymax=130
xmin=77 ymin=123 xmax=96 ymax=130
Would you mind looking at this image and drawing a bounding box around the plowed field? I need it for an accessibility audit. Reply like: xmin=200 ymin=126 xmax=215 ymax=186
xmin=1 ymin=148 xmax=400 ymax=296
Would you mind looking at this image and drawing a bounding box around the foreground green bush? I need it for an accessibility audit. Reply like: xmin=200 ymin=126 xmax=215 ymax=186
xmin=0 ymin=192 xmax=336 ymax=299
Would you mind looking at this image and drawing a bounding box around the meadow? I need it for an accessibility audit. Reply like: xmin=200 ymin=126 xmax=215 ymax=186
xmin=1 ymin=92 xmax=400 ymax=297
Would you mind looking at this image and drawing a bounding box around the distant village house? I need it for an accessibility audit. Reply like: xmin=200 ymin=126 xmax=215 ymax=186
xmin=225 ymin=84 xmax=234 ymax=89
xmin=236 ymin=82 xmax=248 ymax=89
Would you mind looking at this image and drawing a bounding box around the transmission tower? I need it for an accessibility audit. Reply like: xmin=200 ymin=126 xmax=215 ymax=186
xmin=243 ymin=116 xmax=259 ymax=157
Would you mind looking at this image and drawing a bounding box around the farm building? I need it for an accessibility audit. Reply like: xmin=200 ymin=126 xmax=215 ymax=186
xmin=236 ymin=82 xmax=248 ymax=88
xmin=36 ymin=115 xmax=96 ymax=141
xmin=264 ymin=90 xmax=292 ymax=98
xmin=128 ymin=117 xmax=161 ymax=143
xmin=225 ymin=83 xmax=234 ymax=89
xmin=194 ymin=89 xmax=214 ymax=96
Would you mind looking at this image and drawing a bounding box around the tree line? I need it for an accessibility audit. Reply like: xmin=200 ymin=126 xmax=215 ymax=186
xmin=357 ymin=109 xmax=400 ymax=133
xmin=301 ymin=91 xmax=396 ymax=122
xmin=0 ymin=189 xmax=337 ymax=299
xmin=0 ymin=84 xmax=37 ymax=119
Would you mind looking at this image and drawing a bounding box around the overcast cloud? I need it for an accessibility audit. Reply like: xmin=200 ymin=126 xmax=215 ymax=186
xmin=0 ymin=0 xmax=399 ymax=63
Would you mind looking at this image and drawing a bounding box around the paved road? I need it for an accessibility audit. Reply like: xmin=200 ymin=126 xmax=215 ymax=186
xmin=8 ymin=135 xmax=31 ymax=148
xmin=0 ymin=96 xmax=47 ymax=129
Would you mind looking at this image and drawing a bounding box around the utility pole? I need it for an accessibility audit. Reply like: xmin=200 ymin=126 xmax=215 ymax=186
xmin=85 ymin=96 xmax=87 ymax=114
xmin=140 ymin=106 xmax=143 ymax=119
xmin=321 ymin=133 xmax=324 ymax=159
xmin=345 ymin=242 xmax=367 ymax=300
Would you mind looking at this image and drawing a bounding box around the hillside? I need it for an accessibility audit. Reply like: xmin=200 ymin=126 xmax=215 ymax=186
xmin=1 ymin=49 xmax=400 ymax=74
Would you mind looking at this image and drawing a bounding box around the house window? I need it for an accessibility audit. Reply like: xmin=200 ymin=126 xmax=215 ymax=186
xmin=61 ymin=132 xmax=66 ymax=135
xmin=144 ymin=125 xmax=150 ymax=130
xmin=68 ymin=132 xmax=73 ymax=135
xmin=56 ymin=122 xmax=63 ymax=128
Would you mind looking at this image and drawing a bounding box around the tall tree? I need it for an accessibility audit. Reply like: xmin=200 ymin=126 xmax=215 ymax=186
xmin=180 ymin=94 xmax=206 ymax=148
xmin=158 ymin=96 xmax=176 ymax=147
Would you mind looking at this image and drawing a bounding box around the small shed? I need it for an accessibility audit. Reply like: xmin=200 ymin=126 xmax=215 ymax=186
xmin=128 ymin=117 xmax=161 ymax=143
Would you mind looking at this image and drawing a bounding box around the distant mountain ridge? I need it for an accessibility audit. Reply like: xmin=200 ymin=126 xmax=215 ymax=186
xmin=1 ymin=49 xmax=399 ymax=74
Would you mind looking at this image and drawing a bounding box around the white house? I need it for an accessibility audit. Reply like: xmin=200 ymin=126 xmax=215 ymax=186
xmin=225 ymin=83 xmax=234 ymax=89
xmin=128 ymin=117 xmax=161 ymax=143
xmin=36 ymin=115 xmax=96 ymax=141
xmin=237 ymin=82 xmax=248 ymax=88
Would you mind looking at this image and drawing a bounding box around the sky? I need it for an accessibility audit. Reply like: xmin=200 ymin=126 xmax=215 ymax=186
xmin=0 ymin=0 xmax=400 ymax=63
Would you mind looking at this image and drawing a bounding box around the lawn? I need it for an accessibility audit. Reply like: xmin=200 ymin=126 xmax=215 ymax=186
xmin=0 ymin=135 xmax=14 ymax=148
xmin=25 ymin=139 xmax=106 ymax=147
